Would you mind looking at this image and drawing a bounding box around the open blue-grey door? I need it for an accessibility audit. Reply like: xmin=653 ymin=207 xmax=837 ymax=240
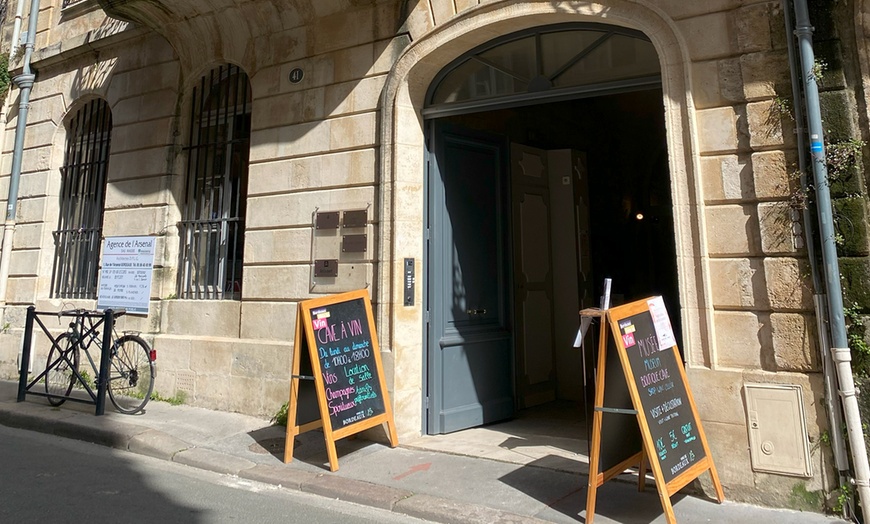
xmin=426 ymin=121 xmax=514 ymax=434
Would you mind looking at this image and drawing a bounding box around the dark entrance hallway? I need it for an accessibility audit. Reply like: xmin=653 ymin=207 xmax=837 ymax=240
xmin=441 ymin=88 xmax=679 ymax=326
xmin=426 ymin=88 xmax=680 ymax=437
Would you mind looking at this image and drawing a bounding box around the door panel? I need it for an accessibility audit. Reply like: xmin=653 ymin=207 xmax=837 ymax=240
xmin=511 ymin=143 xmax=557 ymax=408
xmin=549 ymin=149 xmax=591 ymax=403
xmin=427 ymin=122 xmax=514 ymax=434
xmin=438 ymin=335 xmax=514 ymax=432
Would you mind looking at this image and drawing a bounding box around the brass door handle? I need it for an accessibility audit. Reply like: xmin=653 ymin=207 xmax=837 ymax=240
xmin=466 ymin=308 xmax=487 ymax=316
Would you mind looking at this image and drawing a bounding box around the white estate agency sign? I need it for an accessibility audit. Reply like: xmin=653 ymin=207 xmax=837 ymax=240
xmin=97 ymin=236 xmax=157 ymax=315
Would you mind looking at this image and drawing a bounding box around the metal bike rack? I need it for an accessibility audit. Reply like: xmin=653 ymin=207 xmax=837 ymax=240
xmin=17 ymin=306 xmax=122 ymax=416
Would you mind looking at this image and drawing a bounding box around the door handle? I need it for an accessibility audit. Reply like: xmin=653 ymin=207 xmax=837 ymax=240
xmin=466 ymin=308 xmax=487 ymax=316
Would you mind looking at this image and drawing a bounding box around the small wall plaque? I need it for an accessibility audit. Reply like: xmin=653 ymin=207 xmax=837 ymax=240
xmin=289 ymin=68 xmax=304 ymax=84
xmin=343 ymin=210 xmax=367 ymax=228
xmin=316 ymin=211 xmax=340 ymax=229
xmin=314 ymin=259 xmax=338 ymax=277
xmin=342 ymin=234 xmax=367 ymax=253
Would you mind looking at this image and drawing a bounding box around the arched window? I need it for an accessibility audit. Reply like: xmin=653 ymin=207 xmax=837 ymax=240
xmin=178 ymin=64 xmax=251 ymax=300
xmin=426 ymin=23 xmax=660 ymax=116
xmin=51 ymin=98 xmax=112 ymax=299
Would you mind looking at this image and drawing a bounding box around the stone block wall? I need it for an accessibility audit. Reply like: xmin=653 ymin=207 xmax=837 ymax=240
xmin=683 ymin=1 xmax=835 ymax=505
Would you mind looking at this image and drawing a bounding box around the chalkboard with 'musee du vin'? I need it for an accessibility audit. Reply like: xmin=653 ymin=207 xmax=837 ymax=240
xmin=614 ymin=307 xmax=706 ymax=484
xmin=283 ymin=290 xmax=398 ymax=472
xmin=586 ymin=297 xmax=723 ymax=524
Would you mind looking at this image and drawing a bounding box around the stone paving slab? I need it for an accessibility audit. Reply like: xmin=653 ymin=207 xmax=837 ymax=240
xmin=128 ymin=428 xmax=190 ymax=460
xmin=302 ymin=474 xmax=414 ymax=511
xmin=173 ymin=447 xmax=257 ymax=475
xmin=238 ymin=463 xmax=320 ymax=490
xmin=395 ymin=494 xmax=552 ymax=524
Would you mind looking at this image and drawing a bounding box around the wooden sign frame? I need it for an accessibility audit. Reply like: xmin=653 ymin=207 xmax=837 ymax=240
xmin=283 ymin=289 xmax=398 ymax=471
xmin=583 ymin=308 xmax=645 ymax=499
xmin=585 ymin=298 xmax=724 ymax=524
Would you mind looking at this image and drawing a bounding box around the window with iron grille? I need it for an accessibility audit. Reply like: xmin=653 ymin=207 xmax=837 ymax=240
xmin=51 ymin=98 xmax=112 ymax=299
xmin=178 ymin=64 xmax=251 ymax=300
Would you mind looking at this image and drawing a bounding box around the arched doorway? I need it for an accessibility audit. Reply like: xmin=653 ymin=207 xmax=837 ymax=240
xmin=424 ymin=23 xmax=680 ymax=436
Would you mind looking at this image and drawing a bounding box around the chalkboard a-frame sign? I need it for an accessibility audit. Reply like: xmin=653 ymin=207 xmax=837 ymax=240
xmin=585 ymin=297 xmax=724 ymax=524
xmin=283 ymin=289 xmax=398 ymax=471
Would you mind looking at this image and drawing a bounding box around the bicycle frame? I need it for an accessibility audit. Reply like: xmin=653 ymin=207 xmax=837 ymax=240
xmin=18 ymin=308 xmax=124 ymax=415
xmin=66 ymin=313 xmax=112 ymax=395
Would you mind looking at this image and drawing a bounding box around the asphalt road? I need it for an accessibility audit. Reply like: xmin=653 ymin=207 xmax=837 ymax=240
xmin=0 ymin=424 xmax=430 ymax=523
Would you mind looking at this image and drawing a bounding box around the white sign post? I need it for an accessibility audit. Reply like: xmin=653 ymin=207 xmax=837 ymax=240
xmin=97 ymin=236 xmax=157 ymax=315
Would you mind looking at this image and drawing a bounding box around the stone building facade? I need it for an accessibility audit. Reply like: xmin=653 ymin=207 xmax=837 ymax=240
xmin=1 ymin=0 xmax=870 ymax=513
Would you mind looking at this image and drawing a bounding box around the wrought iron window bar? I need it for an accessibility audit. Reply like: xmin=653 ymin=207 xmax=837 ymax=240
xmin=51 ymin=98 xmax=111 ymax=299
xmin=178 ymin=63 xmax=250 ymax=300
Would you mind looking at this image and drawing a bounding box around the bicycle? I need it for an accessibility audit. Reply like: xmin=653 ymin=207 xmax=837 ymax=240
xmin=44 ymin=308 xmax=156 ymax=414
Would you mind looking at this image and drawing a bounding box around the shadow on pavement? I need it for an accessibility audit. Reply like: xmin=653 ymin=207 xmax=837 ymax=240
xmin=247 ymin=426 xmax=373 ymax=471
xmin=498 ymin=454 xmax=693 ymax=523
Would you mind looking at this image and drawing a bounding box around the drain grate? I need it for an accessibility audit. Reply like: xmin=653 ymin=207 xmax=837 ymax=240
xmin=249 ymin=437 xmax=291 ymax=455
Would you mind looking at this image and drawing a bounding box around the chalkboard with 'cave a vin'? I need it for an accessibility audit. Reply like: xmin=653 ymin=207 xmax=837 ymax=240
xmin=311 ymin=295 xmax=385 ymax=430
xmin=283 ymin=289 xmax=398 ymax=472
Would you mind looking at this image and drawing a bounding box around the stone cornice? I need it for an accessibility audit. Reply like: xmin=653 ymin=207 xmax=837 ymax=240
xmin=16 ymin=22 xmax=149 ymax=73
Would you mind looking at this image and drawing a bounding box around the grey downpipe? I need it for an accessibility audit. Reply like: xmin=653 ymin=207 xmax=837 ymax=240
xmin=793 ymin=1 xmax=870 ymax=521
xmin=0 ymin=0 xmax=28 ymax=245
xmin=0 ymin=0 xmax=40 ymax=323
xmin=0 ymin=0 xmax=28 ymax=237
xmin=782 ymin=0 xmax=852 ymax=510
xmin=12 ymin=0 xmax=25 ymax=52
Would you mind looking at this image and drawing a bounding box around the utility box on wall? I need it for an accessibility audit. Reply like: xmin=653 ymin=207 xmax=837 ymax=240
xmin=744 ymin=383 xmax=812 ymax=477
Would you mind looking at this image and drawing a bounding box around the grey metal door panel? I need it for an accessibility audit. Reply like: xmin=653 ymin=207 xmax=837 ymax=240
xmin=427 ymin=122 xmax=514 ymax=434
xmin=438 ymin=334 xmax=514 ymax=433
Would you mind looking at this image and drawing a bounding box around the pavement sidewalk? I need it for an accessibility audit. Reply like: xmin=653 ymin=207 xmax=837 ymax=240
xmin=0 ymin=380 xmax=850 ymax=523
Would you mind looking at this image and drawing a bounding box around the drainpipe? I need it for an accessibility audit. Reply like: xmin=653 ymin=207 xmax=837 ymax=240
xmin=12 ymin=0 xmax=26 ymax=52
xmin=0 ymin=0 xmax=40 ymax=326
xmin=782 ymin=0 xmax=852 ymax=513
xmin=0 ymin=0 xmax=28 ymax=234
xmin=0 ymin=0 xmax=28 ymax=228
xmin=792 ymin=1 xmax=870 ymax=521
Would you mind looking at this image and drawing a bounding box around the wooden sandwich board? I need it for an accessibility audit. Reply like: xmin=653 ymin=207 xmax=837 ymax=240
xmin=585 ymin=297 xmax=724 ymax=523
xmin=283 ymin=289 xmax=398 ymax=471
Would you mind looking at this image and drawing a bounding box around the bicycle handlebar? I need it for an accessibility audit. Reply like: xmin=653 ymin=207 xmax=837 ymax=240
xmin=57 ymin=308 xmax=127 ymax=318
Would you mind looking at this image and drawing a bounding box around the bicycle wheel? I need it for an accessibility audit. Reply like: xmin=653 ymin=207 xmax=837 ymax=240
xmin=107 ymin=334 xmax=155 ymax=414
xmin=45 ymin=333 xmax=79 ymax=406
